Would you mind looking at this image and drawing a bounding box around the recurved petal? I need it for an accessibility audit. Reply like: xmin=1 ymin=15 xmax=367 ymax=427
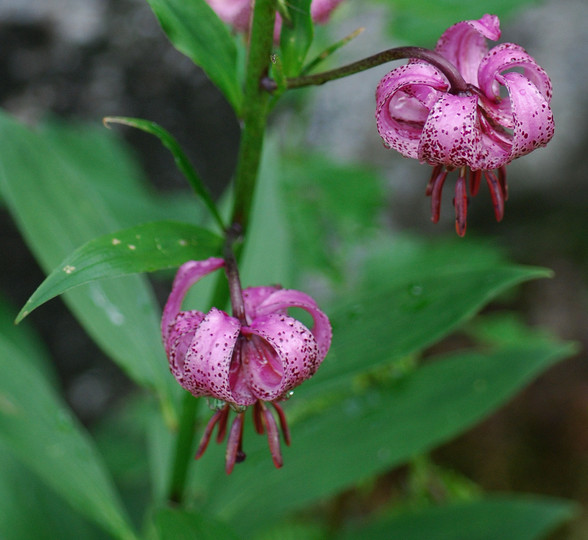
xmin=478 ymin=42 xmax=553 ymax=103
xmin=242 ymin=313 xmax=320 ymax=401
xmin=417 ymin=92 xmax=482 ymax=168
xmin=180 ymin=308 xmax=244 ymax=403
xmin=254 ymin=289 xmax=332 ymax=359
xmin=165 ymin=309 xmax=206 ymax=379
xmin=161 ymin=257 xmax=224 ymax=341
xmin=435 ymin=14 xmax=501 ymax=86
xmin=242 ymin=286 xmax=282 ymax=321
xmin=498 ymin=71 xmax=555 ymax=159
xmin=376 ymin=63 xmax=448 ymax=159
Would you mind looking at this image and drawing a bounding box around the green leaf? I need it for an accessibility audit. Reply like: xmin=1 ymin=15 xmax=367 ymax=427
xmin=17 ymin=221 xmax=222 ymax=322
xmin=145 ymin=0 xmax=243 ymax=112
xmin=279 ymin=0 xmax=313 ymax=77
xmin=202 ymin=339 xmax=573 ymax=530
xmin=0 ymin=443 xmax=107 ymax=540
xmin=281 ymin=153 xmax=384 ymax=277
xmin=103 ymin=117 xmax=225 ymax=230
xmin=0 ymin=309 xmax=138 ymax=540
xmin=341 ymin=496 xmax=577 ymax=540
xmin=301 ymin=261 xmax=552 ymax=400
xmin=0 ymin=111 xmax=178 ymax=417
xmin=152 ymin=508 xmax=239 ymax=540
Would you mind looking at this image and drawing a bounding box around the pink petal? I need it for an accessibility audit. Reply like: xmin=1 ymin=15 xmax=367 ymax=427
xmin=254 ymin=289 xmax=332 ymax=359
xmin=376 ymin=63 xmax=448 ymax=159
xmin=417 ymin=92 xmax=482 ymax=169
xmin=498 ymin=71 xmax=555 ymax=160
xmin=206 ymin=0 xmax=251 ymax=32
xmin=161 ymin=258 xmax=224 ymax=341
xmin=478 ymin=43 xmax=553 ymax=104
xmin=310 ymin=0 xmax=345 ymax=23
xmin=180 ymin=308 xmax=248 ymax=404
xmin=242 ymin=286 xmax=282 ymax=321
xmin=242 ymin=313 xmax=320 ymax=402
xmin=435 ymin=14 xmax=501 ymax=86
xmin=165 ymin=310 xmax=206 ymax=381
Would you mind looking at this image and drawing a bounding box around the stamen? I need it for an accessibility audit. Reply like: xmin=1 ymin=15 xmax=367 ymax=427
xmin=485 ymin=170 xmax=505 ymax=222
xmin=469 ymin=169 xmax=482 ymax=197
xmin=195 ymin=407 xmax=226 ymax=460
xmin=261 ymin=403 xmax=283 ymax=468
xmin=272 ymin=402 xmax=292 ymax=446
xmin=454 ymin=171 xmax=468 ymax=237
xmin=426 ymin=165 xmax=443 ymax=196
xmin=253 ymin=400 xmax=265 ymax=435
xmin=215 ymin=405 xmax=229 ymax=443
xmin=498 ymin=166 xmax=508 ymax=201
xmin=429 ymin=168 xmax=448 ymax=223
xmin=225 ymin=412 xmax=245 ymax=474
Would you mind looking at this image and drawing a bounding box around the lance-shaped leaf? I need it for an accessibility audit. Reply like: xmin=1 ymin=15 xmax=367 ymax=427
xmin=145 ymin=0 xmax=243 ymax=113
xmin=0 ymin=303 xmax=138 ymax=540
xmin=103 ymin=117 xmax=225 ymax=230
xmin=341 ymin=496 xmax=577 ymax=540
xmin=279 ymin=0 xmax=313 ymax=77
xmin=17 ymin=221 xmax=222 ymax=322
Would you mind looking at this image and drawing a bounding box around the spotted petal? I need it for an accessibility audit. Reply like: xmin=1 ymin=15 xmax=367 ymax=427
xmin=376 ymin=63 xmax=448 ymax=159
xmin=242 ymin=286 xmax=283 ymax=321
xmin=255 ymin=288 xmax=333 ymax=359
xmin=180 ymin=308 xmax=243 ymax=403
xmin=478 ymin=42 xmax=553 ymax=104
xmin=499 ymin=71 xmax=555 ymax=159
xmin=417 ymin=92 xmax=482 ymax=168
xmin=435 ymin=14 xmax=501 ymax=86
xmin=161 ymin=257 xmax=224 ymax=341
xmin=242 ymin=313 xmax=320 ymax=402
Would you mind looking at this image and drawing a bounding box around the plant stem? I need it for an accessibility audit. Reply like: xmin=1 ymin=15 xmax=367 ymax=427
xmin=262 ymin=46 xmax=468 ymax=95
xmin=167 ymin=390 xmax=200 ymax=505
xmin=230 ymin=0 xmax=277 ymax=232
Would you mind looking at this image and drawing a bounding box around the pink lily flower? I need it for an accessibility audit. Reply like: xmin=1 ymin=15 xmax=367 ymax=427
xmin=205 ymin=0 xmax=344 ymax=40
xmin=161 ymin=257 xmax=332 ymax=473
xmin=376 ymin=14 xmax=554 ymax=235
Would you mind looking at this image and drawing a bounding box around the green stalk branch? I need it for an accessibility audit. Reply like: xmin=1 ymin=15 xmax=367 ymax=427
xmin=262 ymin=46 xmax=468 ymax=95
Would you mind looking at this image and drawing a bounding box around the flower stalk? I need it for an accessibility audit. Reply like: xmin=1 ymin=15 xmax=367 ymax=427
xmin=262 ymin=46 xmax=469 ymax=94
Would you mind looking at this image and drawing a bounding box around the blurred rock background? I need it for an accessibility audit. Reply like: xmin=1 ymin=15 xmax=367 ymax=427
xmin=0 ymin=0 xmax=587 ymax=537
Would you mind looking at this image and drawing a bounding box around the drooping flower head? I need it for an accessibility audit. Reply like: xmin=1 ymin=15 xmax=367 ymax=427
xmin=376 ymin=14 xmax=554 ymax=235
xmin=206 ymin=0 xmax=344 ymax=40
xmin=161 ymin=257 xmax=332 ymax=473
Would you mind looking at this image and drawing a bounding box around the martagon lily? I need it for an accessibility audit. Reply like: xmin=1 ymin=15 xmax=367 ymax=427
xmin=161 ymin=257 xmax=332 ymax=473
xmin=376 ymin=14 xmax=554 ymax=235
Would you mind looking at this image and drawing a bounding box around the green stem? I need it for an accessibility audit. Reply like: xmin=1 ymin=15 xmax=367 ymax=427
xmin=262 ymin=46 xmax=468 ymax=95
xmin=230 ymin=0 xmax=277 ymax=232
xmin=167 ymin=391 xmax=200 ymax=505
